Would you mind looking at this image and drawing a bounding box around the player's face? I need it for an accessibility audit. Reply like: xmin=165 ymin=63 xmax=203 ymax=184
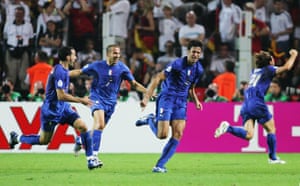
xmin=187 ymin=46 xmax=201 ymax=65
xmin=69 ymin=49 xmax=77 ymax=67
xmin=270 ymin=56 xmax=275 ymax=66
xmin=108 ymin=47 xmax=121 ymax=65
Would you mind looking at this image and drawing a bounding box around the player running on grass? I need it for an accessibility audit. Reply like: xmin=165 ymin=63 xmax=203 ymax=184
xmin=135 ymin=40 xmax=204 ymax=173
xmin=9 ymin=46 xmax=100 ymax=170
xmin=70 ymin=44 xmax=147 ymax=166
xmin=215 ymin=49 xmax=298 ymax=164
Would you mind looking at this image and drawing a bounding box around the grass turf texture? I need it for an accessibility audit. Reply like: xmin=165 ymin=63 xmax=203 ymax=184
xmin=0 ymin=153 xmax=299 ymax=186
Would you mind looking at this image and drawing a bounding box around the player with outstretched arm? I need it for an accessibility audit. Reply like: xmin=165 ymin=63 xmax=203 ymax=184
xmin=9 ymin=46 xmax=100 ymax=170
xmin=135 ymin=40 xmax=204 ymax=173
xmin=214 ymin=49 xmax=298 ymax=164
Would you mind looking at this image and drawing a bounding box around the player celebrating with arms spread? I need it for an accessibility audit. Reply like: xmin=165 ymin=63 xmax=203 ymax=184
xmin=136 ymin=40 xmax=204 ymax=173
xmin=9 ymin=46 xmax=100 ymax=170
xmin=215 ymin=49 xmax=298 ymax=164
xmin=70 ymin=44 xmax=147 ymax=166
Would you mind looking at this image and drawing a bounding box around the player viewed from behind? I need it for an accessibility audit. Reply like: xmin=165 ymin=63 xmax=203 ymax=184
xmin=214 ymin=49 xmax=298 ymax=164
xmin=135 ymin=40 xmax=204 ymax=173
xmin=70 ymin=44 xmax=147 ymax=166
xmin=9 ymin=46 xmax=100 ymax=170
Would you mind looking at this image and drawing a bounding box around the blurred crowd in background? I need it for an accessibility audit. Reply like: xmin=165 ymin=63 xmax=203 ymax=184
xmin=0 ymin=0 xmax=299 ymax=102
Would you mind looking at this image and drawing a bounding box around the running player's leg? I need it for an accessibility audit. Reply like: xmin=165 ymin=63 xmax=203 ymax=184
xmin=154 ymin=120 xmax=183 ymax=172
xmin=92 ymin=109 xmax=105 ymax=157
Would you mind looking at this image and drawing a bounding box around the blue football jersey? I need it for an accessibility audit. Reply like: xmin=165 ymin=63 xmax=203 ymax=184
xmin=43 ymin=64 xmax=70 ymax=116
xmin=160 ymin=56 xmax=204 ymax=98
xmin=245 ymin=65 xmax=277 ymax=99
xmin=82 ymin=60 xmax=134 ymax=103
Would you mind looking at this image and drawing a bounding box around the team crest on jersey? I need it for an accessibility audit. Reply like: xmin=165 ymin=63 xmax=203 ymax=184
xmin=57 ymin=79 xmax=63 ymax=87
xmin=108 ymin=69 xmax=112 ymax=76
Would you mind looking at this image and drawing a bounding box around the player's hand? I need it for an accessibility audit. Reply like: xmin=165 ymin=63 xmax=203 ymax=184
xmin=80 ymin=97 xmax=93 ymax=107
xmin=289 ymin=49 xmax=298 ymax=57
xmin=140 ymin=95 xmax=150 ymax=111
xmin=195 ymin=101 xmax=203 ymax=111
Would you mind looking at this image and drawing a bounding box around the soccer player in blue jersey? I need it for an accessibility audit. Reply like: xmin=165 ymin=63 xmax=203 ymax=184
xmin=70 ymin=44 xmax=147 ymax=166
xmin=8 ymin=46 xmax=100 ymax=170
xmin=214 ymin=49 xmax=298 ymax=164
xmin=135 ymin=40 xmax=204 ymax=173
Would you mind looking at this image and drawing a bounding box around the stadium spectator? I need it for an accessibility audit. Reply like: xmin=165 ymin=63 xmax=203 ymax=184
xmin=135 ymin=40 xmax=204 ymax=173
xmin=209 ymin=42 xmax=235 ymax=77
xmin=27 ymin=80 xmax=46 ymax=101
xmin=178 ymin=10 xmax=205 ymax=57
xmin=8 ymin=46 xmax=101 ymax=170
xmin=269 ymin=0 xmax=293 ymax=59
xmin=128 ymin=0 xmax=155 ymax=55
xmin=25 ymin=50 xmax=52 ymax=96
xmin=217 ymin=0 xmax=241 ymax=51
xmin=153 ymin=0 xmax=183 ymax=19
xmin=254 ymin=0 xmax=269 ymax=23
xmin=264 ymin=78 xmax=289 ymax=102
xmin=35 ymin=0 xmax=65 ymax=40
xmin=215 ymin=49 xmax=298 ymax=164
xmin=0 ymin=79 xmax=21 ymax=101
xmin=204 ymin=83 xmax=228 ymax=102
xmin=243 ymin=2 xmax=270 ymax=55
xmin=156 ymin=40 xmax=178 ymax=72
xmin=3 ymin=6 xmax=34 ymax=92
xmin=129 ymin=47 xmax=155 ymax=94
xmin=69 ymin=44 xmax=147 ymax=166
xmin=4 ymin=0 xmax=31 ymax=24
xmin=63 ymin=0 xmax=96 ymax=51
xmin=74 ymin=37 xmax=101 ymax=69
xmin=105 ymin=0 xmax=130 ymax=60
xmin=232 ymin=80 xmax=248 ymax=102
xmin=38 ymin=20 xmax=63 ymax=65
xmin=212 ymin=60 xmax=236 ymax=101
xmin=157 ymin=3 xmax=182 ymax=54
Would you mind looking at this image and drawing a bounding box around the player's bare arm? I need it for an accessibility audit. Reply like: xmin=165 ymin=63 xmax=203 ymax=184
xmin=141 ymin=72 xmax=165 ymax=108
xmin=69 ymin=69 xmax=83 ymax=77
xmin=56 ymin=89 xmax=92 ymax=106
xmin=189 ymin=86 xmax=203 ymax=110
xmin=276 ymin=49 xmax=298 ymax=74
xmin=131 ymin=80 xmax=147 ymax=94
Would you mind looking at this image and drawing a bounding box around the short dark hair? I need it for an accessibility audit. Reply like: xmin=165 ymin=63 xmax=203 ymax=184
xmin=106 ymin=44 xmax=120 ymax=54
xmin=187 ymin=40 xmax=203 ymax=50
xmin=58 ymin=46 xmax=74 ymax=61
xmin=225 ymin=60 xmax=235 ymax=72
xmin=255 ymin=51 xmax=272 ymax=68
xmin=36 ymin=50 xmax=49 ymax=62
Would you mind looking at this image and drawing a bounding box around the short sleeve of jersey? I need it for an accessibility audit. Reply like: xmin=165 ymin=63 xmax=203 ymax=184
xmin=121 ymin=63 xmax=135 ymax=81
xmin=82 ymin=62 xmax=98 ymax=76
xmin=54 ymin=65 xmax=67 ymax=90
xmin=164 ymin=58 xmax=180 ymax=77
xmin=266 ymin=65 xmax=277 ymax=78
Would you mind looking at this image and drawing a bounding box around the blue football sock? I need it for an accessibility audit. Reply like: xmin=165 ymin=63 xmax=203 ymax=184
xmin=227 ymin=126 xmax=247 ymax=139
xmin=92 ymin=130 xmax=102 ymax=155
xmin=80 ymin=131 xmax=93 ymax=157
xmin=148 ymin=117 xmax=157 ymax=136
xmin=20 ymin=135 xmax=40 ymax=145
xmin=156 ymin=138 xmax=179 ymax=168
xmin=267 ymin=133 xmax=277 ymax=160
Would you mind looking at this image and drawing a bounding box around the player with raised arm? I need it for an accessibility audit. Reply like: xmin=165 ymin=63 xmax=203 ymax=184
xmin=70 ymin=44 xmax=147 ymax=166
xmin=214 ymin=49 xmax=298 ymax=164
xmin=9 ymin=46 xmax=100 ymax=170
xmin=135 ymin=40 xmax=204 ymax=173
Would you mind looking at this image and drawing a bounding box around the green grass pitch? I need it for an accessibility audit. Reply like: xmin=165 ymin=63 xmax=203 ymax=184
xmin=0 ymin=153 xmax=299 ymax=186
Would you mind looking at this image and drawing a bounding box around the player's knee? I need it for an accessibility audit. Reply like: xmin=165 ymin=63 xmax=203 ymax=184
xmin=245 ymin=132 xmax=254 ymax=140
xmin=157 ymin=133 xmax=168 ymax=139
